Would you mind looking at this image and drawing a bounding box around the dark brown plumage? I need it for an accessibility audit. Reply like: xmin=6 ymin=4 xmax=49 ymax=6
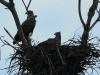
xmin=38 ymin=32 xmax=61 ymax=47
xmin=13 ymin=10 xmax=37 ymax=44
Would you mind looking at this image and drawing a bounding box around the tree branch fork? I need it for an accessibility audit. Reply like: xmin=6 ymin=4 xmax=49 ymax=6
xmin=78 ymin=0 xmax=100 ymax=46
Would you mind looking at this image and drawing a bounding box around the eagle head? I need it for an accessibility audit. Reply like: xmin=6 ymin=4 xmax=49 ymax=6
xmin=54 ymin=32 xmax=61 ymax=36
xmin=25 ymin=10 xmax=37 ymax=18
xmin=25 ymin=10 xmax=33 ymax=16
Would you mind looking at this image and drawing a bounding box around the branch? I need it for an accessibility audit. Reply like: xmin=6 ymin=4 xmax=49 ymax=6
xmin=9 ymin=7 xmax=28 ymax=46
xmin=27 ymin=0 xmax=32 ymax=10
xmin=78 ymin=0 xmax=86 ymax=28
xmin=4 ymin=27 xmax=14 ymax=41
xmin=81 ymin=0 xmax=99 ymax=46
xmin=22 ymin=0 xmax=32 ymax=11
xmin=22 ymin=0 xmax=27 ymax=11
xmin=90 ymin=8 xmax=100 ymax=31
xmin=9 ymin=0 xmax=13 ymax=4
xmin=0 ymin=36 xmax=5 ymax=44
xmin=89 ymin=17 xmax=99 ymax=31
xmin=86 ymin=0 xmax=98 ymax=28
xmin=4 ymin=40 xmax=18 ymax=51
xmin=4 ymin=27 xmax=21 ymax=46
xmin=45 ymin=53 xmax=53 ymax=75
xmin=0 ymin=0 xmax=28 ymax=46
xmin=56 ymin=43 xmax=65 ymax=65
xmin=0 ymin=0 xmax=10 ymax=7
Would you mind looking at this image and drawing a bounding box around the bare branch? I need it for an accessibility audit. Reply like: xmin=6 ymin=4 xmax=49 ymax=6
xmin=9 ymin=0 xmax=13 ymax=4
xmin=89 ymin=17 xmax=99 ymax=31
xmin=4 ymin=40 xmax=18 ymax=51
xmin=10 ymin=8 xmax=28 ymax=46
xmin=0 ymin=0 xmax=28 ymax=46
xmin=86 ymin=0 xmax=98 ymax=27
xmin=22 ymin=0 xmax=27 ymax=11
xmin=4 ymin=27 xmax=14 ymax=41
xmin=81 ymin=0 xmax=99 ymax=46
xmin=45 ymin=53 xmax=53 ymax=75
xmin=0 ymin=65 xmax=15 ymax=70
xmin=4 ymin=27 xmax=21 ymax=46
xmin=27 ymin=0 xmax=32 ymax=10
xmin=0 ymin=36 xmax=5 ymax=44
xmin=22 ymin=0 xmax=32 ymax=11
xmin=0 ymin=0 xmax=10 ymax=7
xmin=97 ymin=8 xmax=100 ymax=14
xmin=56 ymin=43 xmax=65 ymax=65
xmin=78 ymin=0 xmax=86 ymax=28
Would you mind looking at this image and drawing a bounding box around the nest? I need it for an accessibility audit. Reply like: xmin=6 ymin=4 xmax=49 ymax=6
xmin=6 ymin=40 xmax=100 ymax=75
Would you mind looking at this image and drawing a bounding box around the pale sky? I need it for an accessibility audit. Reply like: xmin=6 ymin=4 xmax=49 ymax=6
xmin=0 ymin=0 xmax=100 ymax=75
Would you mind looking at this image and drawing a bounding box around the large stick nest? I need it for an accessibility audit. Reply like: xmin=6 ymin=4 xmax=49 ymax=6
xmin=6 ymin=39 xmax=100 ymax=75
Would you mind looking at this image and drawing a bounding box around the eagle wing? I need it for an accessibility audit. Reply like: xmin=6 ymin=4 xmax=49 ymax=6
xmin=21 ymin=17 xmax=36 ymax=37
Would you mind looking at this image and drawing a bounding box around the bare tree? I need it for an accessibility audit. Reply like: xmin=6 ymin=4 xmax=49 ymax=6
xmin=0 ymin=0 xmax=100 ymax=75
xmin=78 ymin=0 xmax=100 ymax=46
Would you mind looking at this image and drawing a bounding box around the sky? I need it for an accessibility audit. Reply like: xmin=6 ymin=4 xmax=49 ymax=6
xmin=0 ymin=0 xmax=100 ymax=75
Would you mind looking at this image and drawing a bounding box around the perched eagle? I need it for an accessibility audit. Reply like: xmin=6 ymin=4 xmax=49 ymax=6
xmin=13 ymin=10 xmax=37 ymax=44
xmin=38 ymin=32 xmax=61 ymax=47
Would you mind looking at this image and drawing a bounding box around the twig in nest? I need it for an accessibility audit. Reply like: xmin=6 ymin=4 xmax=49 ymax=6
xmin=22 ymin=0 xmax=32 ymax=11
xmin=56 ymin=43 xmax=65 ymax=65
xmin=24 ymin=54 xmax=30 ymax=61
xmin=45 ymin=53 xmax=53 ymax=75
xmin=0 ymin=65 xmax=15 ymax=70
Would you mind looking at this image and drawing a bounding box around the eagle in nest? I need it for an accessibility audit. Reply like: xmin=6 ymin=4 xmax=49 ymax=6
xmin=38 ymin=32 xmax=61 ymax=47
xmin=13 ymin=10 xmax=37 ymax=44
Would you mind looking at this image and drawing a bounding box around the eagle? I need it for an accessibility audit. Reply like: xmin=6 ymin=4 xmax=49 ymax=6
xmin=38 ymin=32 xmax=61 ymax=47
xmin=13 ymin=10 xmax=37 ymax=44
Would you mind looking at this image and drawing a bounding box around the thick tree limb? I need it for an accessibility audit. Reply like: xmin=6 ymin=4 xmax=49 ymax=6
xmin=81 ymin=0 xmax=99 ymax=46
xmin=86 ymin=0 xmax=98 ymax=29
xmin=78 ymin=0 xmax=86 ymax=28
xmin=9 ymin=0 xmax=13 ymax=4
xmin=0 ymin=0 xmax=10 ymax=7
xmin=86 ymin=0 xmax=98 ymax=28
xmin=0 ymin=0 xmax=28 ymax=46
xmin=9 ymin=8 xmax=28 ymax=46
